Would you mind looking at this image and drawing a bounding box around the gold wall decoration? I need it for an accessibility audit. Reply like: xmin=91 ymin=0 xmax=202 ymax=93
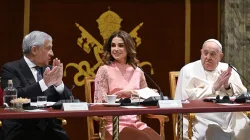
xmin=64 ymin=8 xmax=154 ymax=86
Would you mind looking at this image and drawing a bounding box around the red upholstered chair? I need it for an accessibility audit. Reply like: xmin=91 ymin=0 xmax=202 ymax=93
xmin=85 ymin=76 xmax=169 ymax=140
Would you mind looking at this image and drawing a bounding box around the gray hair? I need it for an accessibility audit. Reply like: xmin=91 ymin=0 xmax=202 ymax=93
xmin=22 ymin=31 xmax=52 ymax=54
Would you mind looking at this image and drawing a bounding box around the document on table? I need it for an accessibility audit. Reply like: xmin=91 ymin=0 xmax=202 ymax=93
xmin=120 ymin=106 xmax=147 ymax=109
xmin=135 ymin=87 xmax=160 ymax=99
xmin=25 ymin=109 xmax=48 ymax=112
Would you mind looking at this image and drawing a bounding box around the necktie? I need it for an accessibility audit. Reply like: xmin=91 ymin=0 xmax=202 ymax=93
xmin=34 ymin=66 xmax=43 ymax=81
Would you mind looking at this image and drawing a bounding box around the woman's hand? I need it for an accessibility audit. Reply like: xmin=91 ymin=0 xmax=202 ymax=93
xmin=151 ymin=88 xmax=158 ymax=93
xmin=114 ymin=90 xmax=138 ymax=98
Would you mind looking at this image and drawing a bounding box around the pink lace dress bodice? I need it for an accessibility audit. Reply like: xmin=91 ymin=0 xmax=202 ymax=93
xmin=94 ymin=62 xmax=148 ymax=135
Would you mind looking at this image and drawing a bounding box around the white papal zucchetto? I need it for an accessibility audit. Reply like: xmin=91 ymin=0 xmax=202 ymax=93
xmin=203 ymin=39 xmax=222 ymax=50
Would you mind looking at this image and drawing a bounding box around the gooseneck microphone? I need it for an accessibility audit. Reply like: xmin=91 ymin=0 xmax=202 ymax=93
xmin=71 ymin=84 xmax=76 ymax=91
xmin=228 ymin=64 xmax=250 ymax=103
xmin=137 ymin=66 xmax=164 ymax=100
xmin=228 ymin=64 xmax=250 ymax=85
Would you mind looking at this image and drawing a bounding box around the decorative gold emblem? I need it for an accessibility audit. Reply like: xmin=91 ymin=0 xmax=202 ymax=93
xmin=64 ymin=8 xmax=154 ymax=86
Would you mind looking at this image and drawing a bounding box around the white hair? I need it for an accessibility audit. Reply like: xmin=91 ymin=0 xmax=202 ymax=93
xmin=203 ymin=39 xmax=222 ymax=52
xmin=22 ymin=31 xmax=52 ymax=54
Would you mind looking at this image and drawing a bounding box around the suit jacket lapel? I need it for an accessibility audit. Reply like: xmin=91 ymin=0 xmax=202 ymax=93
xmin=19 ymin=58 xmax=36 ymax=85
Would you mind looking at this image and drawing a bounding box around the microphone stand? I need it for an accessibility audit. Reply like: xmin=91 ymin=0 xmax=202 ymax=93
xmin=229 ymin=64 xmax=250 ymax=85
xmin=228 ymin=64 xmax=250 ymax=102
xmin=138 ymin=66 xmax=164 ymax=100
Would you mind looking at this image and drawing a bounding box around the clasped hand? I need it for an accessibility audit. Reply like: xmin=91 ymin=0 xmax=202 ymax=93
xmin=43 ymin=58 xmax=63 ymax=87
xmin=213 ymin=67 xmax=232 ymax=91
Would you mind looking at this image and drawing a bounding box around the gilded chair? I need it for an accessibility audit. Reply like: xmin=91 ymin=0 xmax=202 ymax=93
xmin=169 ymin=71 xmax=194 ymax=140
xmin=85 ymin=76 xmax=106 ymax=140
xmin=85 ymin=76 xmax=169 ymax=140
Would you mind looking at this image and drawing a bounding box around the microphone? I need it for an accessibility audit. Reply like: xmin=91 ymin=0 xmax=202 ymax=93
xmin=228 ymin=64 xmax=250 ymax=103
xmin=137 ymin=66 xmax=165 ymax=101
xmin=228 ymin=64 xmax=250 ymax=85
xmin=70 ymin=84 xmax=76 ymax=91
xmin=52 ymin=84 xmax=77 ymax=109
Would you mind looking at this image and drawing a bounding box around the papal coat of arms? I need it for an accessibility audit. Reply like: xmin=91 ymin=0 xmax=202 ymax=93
xmin=64 ymin=8 xmax=154 ymax=86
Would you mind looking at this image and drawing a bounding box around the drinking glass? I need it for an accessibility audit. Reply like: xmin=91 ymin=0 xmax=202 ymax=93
xmin=37 ymin=96 xmax=47 ymax=107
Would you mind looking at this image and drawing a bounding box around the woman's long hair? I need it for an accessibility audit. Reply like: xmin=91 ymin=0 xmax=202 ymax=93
xmin=102 ymin=30 xmax=139 ymax=69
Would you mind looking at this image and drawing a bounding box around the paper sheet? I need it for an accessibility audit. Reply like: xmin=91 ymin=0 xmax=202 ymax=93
xmin=135 ymin=87 xmax=160 ymax=99
xmin=120 ymin=106 xmax=147 ymax=108
xmin=30 ymin=102 xmax=56 ymax=107
xmin=24 ymin=109 xmax=48 ymax=112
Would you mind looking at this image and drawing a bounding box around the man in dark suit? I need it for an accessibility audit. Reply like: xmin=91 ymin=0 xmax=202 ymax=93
xmin=1 ymin=31 xmax=72 ymax=140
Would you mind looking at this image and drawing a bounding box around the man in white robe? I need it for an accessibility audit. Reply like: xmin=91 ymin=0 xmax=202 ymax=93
xmin=175 ymin=39 xmax=250 ymax=140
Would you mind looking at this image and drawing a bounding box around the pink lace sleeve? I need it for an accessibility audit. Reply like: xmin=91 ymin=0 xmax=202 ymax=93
xmin=140 ymin=72 xmax=147 ymax=89
xmin=94 ymin=66 xmax=109 ymax=103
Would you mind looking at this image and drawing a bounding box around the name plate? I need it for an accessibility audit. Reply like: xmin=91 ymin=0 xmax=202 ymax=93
xmin=158 ymin=100 xmax=182 ymax=108
xmin=63 ymin=102 xmax=88 ymax=111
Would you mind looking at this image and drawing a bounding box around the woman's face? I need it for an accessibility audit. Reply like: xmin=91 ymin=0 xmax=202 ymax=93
xmin=111 ymin=37 xmax=127 ymax=64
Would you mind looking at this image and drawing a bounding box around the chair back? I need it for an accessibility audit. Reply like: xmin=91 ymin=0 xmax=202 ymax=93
xmin=169 ymin=71 xmax=179 ymax=140
xmin=85 ymin=76 xmax=95 ymax=103
xmin=0 ymin=87 xmax=2 ymax=106
xmin=169 ymin=71 xmax=179 ymax=100
xmin=0 ymin=77 xmax=3 ymax=106
xmin=85 ymin=76 xmax=101 ymax=140
xmin=0 ymin=77 xmax=3 ymax=128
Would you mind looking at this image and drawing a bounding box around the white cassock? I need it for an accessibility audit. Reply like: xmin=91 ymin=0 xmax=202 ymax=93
xmin=175 ymin=60 xmax=250 ymax=140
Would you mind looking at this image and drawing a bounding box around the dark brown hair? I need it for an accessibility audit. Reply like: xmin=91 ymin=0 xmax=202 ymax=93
xmin=102 ymin=30 xmax=139 ymax=69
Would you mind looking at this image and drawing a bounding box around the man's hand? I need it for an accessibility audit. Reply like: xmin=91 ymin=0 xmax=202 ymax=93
xmin=53 ymin=58 xmax=61 ymax=67
xmin=53 ymin=58 xmax=63 ymax=86
xmin=213 ymin=67 xmax=232 ymax=91
xmin=223 ymin=67 xmax=232 ymax=89
xmin=43 ymin=67 xmax=56 ymax=87
xmin=43 ymin=58 xmax=64 ymax=87
xmin=54 ymin=63 xmax=63 ymax=86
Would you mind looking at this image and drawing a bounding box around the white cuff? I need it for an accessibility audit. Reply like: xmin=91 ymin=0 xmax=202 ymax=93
xmin=54 ymin=82 xmax=64 ymax=94
xmin=39 ymin=79 xmax=48 ymax=92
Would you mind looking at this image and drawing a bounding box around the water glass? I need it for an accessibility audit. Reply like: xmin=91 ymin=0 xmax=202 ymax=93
xmin=37 ymin=96 xmax=47 ymax=107
xmin=72 ymin=99 xmax=80 ymax=103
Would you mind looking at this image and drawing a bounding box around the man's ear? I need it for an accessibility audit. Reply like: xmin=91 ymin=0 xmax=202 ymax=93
xmin=31 ymin=46 xmax=37 ymax=55
xmin=219 ymin=52 xmax=224 ymax=61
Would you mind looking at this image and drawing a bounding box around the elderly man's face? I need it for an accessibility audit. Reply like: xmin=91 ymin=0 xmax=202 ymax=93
xmin=200 ymin=41 xmax=223 ymax=71
xmin=33 ymin=40 xmax=54 ymax=66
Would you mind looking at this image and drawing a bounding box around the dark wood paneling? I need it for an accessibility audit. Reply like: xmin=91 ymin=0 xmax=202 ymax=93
xmin=0 ymin=0 xmax=24 ymax=66
xmin=190 ymin=0 xmax=219 ymax=62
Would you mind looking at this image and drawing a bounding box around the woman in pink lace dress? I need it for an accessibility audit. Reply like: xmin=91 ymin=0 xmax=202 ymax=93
xmin=94 ymin=30 xmax=160 ymax=140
